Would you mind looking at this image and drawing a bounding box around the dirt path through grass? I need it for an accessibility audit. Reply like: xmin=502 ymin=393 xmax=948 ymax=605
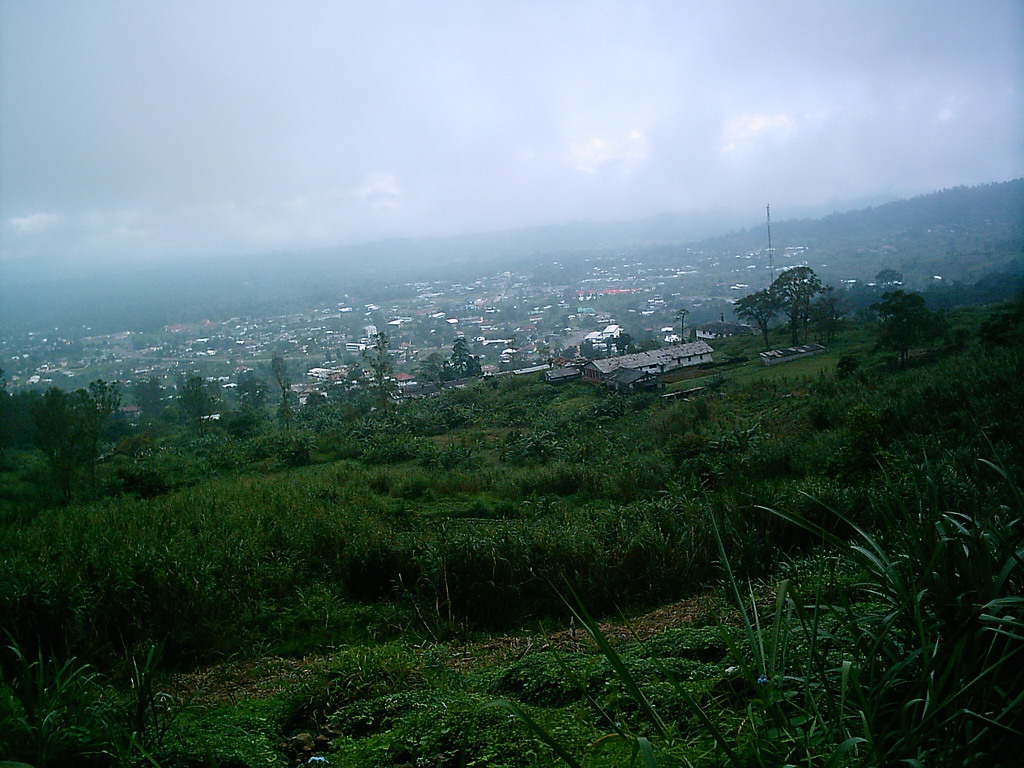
xmin=167 ymin=593 xmax=721 ymax=708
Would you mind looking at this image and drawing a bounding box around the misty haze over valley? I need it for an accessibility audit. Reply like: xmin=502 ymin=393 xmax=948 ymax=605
xmin=3 ymin=1 xmax=1021 ymax=276
xmin=2 ymin=1 xmax=1021 ymax=342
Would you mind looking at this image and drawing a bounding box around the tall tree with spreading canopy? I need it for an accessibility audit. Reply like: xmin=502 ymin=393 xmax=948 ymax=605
xmin=614 ymin=332 xmax=634 ymax=355
xmin=735 ymin=288 xmax=782 ymax=349
xmin=772 ymin=266 xmax=822 ymax=344
xmin=177 ymin=375 xmax=219 ymax=431
xmin=811 ymin=286 xmax=847 ymax=342
xmin=236 ymin=370 xmax=270 ymax=411
xmin=418 ymin=352 xmax=452 ymax=385
xmin=131 ymin=377 xmax=164 ymax=421
xmin=872 ymin=290 xmax=936 ymax=366
xmin=875 ymin=268 xmax=904 ymax=288
xmin=31 ymin=388 xmax=86 ymax=501
xmin=364 ymin=331 xmax=397 ymax=410
xmin=449 ymin=336 xmax=481 ymax=378
xmin=30 ymin=380 xmax=120 ymax=501
xmin=0 ymin=367 xmax=6 ymax=458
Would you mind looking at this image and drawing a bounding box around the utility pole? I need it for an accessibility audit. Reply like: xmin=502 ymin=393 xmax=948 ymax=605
xmin=766 ymin=204 xmax=776 ymax=285
xmin=677 ymin=308 xmax=688 ymax=343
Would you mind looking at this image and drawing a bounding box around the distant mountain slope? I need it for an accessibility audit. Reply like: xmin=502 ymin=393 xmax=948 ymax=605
xmin=1 ymin=180 xmax=1021 ymax=333
xmin=692 ymin=180 xmax=1024 ymax=282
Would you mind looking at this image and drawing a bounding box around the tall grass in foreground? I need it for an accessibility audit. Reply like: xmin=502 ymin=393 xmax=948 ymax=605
xmin=0 ymin=640 xmax=169 ymax=767
xmin=502 ymin=457 xmax=1024 ymax=767
xmin=1 ymin=463 xmax=725 ymax=666
xmin=756 ymin=457 xmax=1024 ymax=766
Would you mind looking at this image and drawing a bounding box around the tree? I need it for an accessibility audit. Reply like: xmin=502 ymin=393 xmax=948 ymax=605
xmin=269 ymin=356 xmax=293 ymax=426
xmin=31 ymin=388 xmax=85 ymax=501
xmin=82 ymin=380 xmax=120 ymax=490
xmin=364 ymin=330 xmax=397 ymax=410
xmin=677 ymin=308 xmax=689 ymax=342
xmin=771 ymin=266 xmax=822 ymax=344
xmin=836 ymin=355 xmax=860 ymax=378
xmin=418 ymin=352 xmax=452 ymax=385
xmin=811 ymin=286 xmax=847 ymax=342
xmin=875 ymin=268 xmax=904 ymax=288
xmin=298 ymin=391 xmax=328 ymax=426
xmin=449 ymin=336 xmax=481 ymax=378
xmin=2 ymin=389 xmax=37 ymax=452
xmin=978 ymin=298 xmax=1024 ymax=348
xmin=87 ymin=379 xmax=121 ymax=434
xmin=236 ymin=371 xmax=269 ymax=411
xmin=735 ymin=288 xmax=782 ymax=349
xmin=30 ymin=381 xmax=120 ymax=501
xmin=177 ymin=375 xmax=219 ymax=430
xmin=872 ymin=290 xmax=936 ymax=366
xmin=131 ymin=377 xmax=164 ymax=421
xmin=0 ymin=368 xmax=6 ymax=458
xmin=225 ymin=371 xmax=269 ymax=438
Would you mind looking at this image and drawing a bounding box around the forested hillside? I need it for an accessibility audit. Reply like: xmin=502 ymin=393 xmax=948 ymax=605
xmin=696 ymin=180 xmax=1024 ymax=284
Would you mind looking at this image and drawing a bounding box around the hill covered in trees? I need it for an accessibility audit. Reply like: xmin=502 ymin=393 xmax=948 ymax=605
xmin=694 ymin=179 xmax=1024 ymax=285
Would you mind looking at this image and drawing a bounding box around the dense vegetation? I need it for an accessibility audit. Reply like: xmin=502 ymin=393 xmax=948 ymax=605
xmin=1 ymin=299 xmax=1022 ymax=767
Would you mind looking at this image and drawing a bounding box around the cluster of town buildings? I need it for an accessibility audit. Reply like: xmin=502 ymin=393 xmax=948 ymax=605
xmin=3 ymin=243 xmax=832 ymax=402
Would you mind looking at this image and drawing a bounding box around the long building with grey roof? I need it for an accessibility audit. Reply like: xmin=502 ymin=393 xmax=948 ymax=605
xmin=582 ymin=341 xmax=713 ymax=385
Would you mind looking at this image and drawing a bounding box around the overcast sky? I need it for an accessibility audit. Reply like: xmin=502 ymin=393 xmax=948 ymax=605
xmin=2 ymin=0 xmax=1022 ymax=267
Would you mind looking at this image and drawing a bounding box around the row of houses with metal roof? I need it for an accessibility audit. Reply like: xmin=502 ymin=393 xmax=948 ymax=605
xmin=543 ymin=341 xmax=716 ymax=392
xmin=758 ymin=343 xmax=825 ymax=366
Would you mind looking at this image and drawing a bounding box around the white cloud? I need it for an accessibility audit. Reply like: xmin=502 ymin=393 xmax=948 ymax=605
xmin=720 ymin=113 xmax=795 ymax=153
xmin=352 ymin=172 xmax=401 ymax=209
xmin=8 ymin=212 xmax=61 ymax=235
xmin=936 ymin=96 xmax=958 ymax=123
xmin=1 ymin=1 xmax=1020 ymax=265
xmin=571 ymin=130 xmax=647 ymax=173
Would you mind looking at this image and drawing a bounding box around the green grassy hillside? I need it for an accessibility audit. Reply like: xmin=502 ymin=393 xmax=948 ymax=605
xmin=2 ymin=302 xmax=1022 ymax=767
